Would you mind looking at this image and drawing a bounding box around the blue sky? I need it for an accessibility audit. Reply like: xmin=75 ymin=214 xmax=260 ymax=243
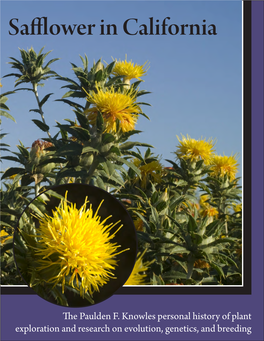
xmin=1 ymin=1 xmax=242 ymax=179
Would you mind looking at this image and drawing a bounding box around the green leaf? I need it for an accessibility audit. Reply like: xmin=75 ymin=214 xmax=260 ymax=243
xmin=120 ymin=141 xmax=153 ymax=151
xmin=101 ymin=160 xmax=115 ymax=177
xmin=212 ymin=253 xmax=238 ymax=268
xmin=118 ymin=130 xmax=142 ymax=142
xmin=105 ymin=61 xmax=115 ymax=75
xmin=56 ymin=143 xmax=83 ymax=157
xmin=187 ymin=215 xmax=197 ymax=233
xmin=55 ymin=98 xmax=84 ymax=110
xmin=82 ymin=146 xmax=98 ymax=154
xmin=75 ymin=111 xmax=89 ymax=129
xmin=16 ymin=144 xmax=30 ymax=159
xmin=206 ymin=220 xmax=224 ymax=237
xmin=56 ymin=168 xmax=87 ymax=181
xmin=102 ymin=133 xmax=116 ymax=144
xmin=96 ymin=111 xmax=104 ymax=132
xmin=38 ymin=157 xmax=67 ymax=167
xmin=71 ymin=126 xmax=90 ymax=140
xmin=134 ymin=213 xmax=151 ymax=234
xmin=111 ymin=155 xmax=141 ymax=178
xmin=162 ymin=271 xmax=187 ymax=280
xmin=0 ymin=111 xmax=16 ymax=122
xmin=32 ymin=119 xmax=50 ymax=132
xmin=1 ymin=208 xmax=21 ymax=217
xmin=107 ymin=146 xmax=121 ymax=156
xmin=210 ymin=261 xmax=225 ymax=278
xmin=1 ymin=167 xmax=25 ymax=180
xmin=1 ymin=239 xmax=14 ymax=253
xmin=39 ymin=93 xmax=53 ymax=107
xmin=29 ymin=109 xmax=41 ymax=114
xmin=62 ymin=91 xmax=85 ymax=99
xmin=44 ymin=190 xmax=68 ymax=201
xmin=187 ymin=254 xmax=196 ymax=279
xmin=150 ymin=206 xmax=160 ymax=226
xmin=95 ymin=70 xmax=103 ymax=82
xmin=93 ymin=176 xmax=106 ymax=190
xmin=156 ymin=201 xmax=167 ymax=212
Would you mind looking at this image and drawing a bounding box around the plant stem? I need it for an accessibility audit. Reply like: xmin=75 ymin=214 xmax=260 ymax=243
xmin=33 ymin=83 xmax=53 ymax=141
xmin=85 ymin=157 xmax=100 ymax=184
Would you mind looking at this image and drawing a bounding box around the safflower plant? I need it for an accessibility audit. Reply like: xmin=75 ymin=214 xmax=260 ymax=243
xmin=1 ymin=47 xmax=242 ymax=302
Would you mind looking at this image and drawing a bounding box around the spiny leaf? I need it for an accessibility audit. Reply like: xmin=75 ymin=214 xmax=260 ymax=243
xmin=32 ymin=119 xmax=50 ymax=132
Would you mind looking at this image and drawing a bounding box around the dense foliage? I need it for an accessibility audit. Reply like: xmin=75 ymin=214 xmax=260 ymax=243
xmin=1 ymin=47 xmax=242 ymax=304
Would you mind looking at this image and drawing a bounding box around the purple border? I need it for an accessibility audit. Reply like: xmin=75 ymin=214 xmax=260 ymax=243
xmin=1 ymin=2 xmax=263 ymax=341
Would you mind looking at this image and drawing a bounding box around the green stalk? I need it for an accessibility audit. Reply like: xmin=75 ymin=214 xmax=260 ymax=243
xmin=85 ymin=157 xmax=100 ymax=184
xmin=33 ymin=83 xmax=53 ymax=141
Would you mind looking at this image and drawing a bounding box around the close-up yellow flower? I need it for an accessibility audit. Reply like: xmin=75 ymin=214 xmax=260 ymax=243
xmin=175 ymin=134 xmax=216 ymax=165
xmin=133 ymin=159 xmax=163 ymax=189
xmin=84 ymin=85 xmax=141 ymax=133
xmin=124 ymin=251 xmax=151 ymax=286
xmin=199 ymin=195 xmax=218 ymax=218
xmin=112 ymin=57 xmax=149 ymax=81
xmin=210 ymin=154 xmax=239 ymax=181
xmin=30 ymin=192 xmax=127 ymax=298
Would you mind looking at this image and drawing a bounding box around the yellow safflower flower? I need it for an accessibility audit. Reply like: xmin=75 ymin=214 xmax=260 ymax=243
xmin=30 ymin=192 xmax=128 ymax=298
xmin=233 ymin=203 xmax=242 ymax=212
xmin=175 ymin=134 xmax=216 ymax=165
xmin=133 ymin=217 xmax=144 ymax=231
xmin=134 ymin=159 xmax=163 ymax=189
xmin=199 ymin=195 xmax=218 ymax=218
xmin=84 ymin=86 xmax=141 ymax=133
xmin=0 ymin=230 xmax=12 ymax=246
xmin=112 ymin=57 xmax=149 ymax=81
xmin=210 ymin=154 xmax=239 ymax=181
xmin=124 ymin=251 xmax=151 ymax=285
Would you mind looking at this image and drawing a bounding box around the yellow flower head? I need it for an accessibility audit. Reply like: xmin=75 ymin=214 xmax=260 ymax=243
xmin=210 ymin=154 xmax=239 ymax=181
xmin=112 ymin=57 xmax=149 ymax=81
xmin=124 ymin=251 xmax=152 ymax=285
xmin=133 ymin=217 xmax=144 ymax=231
xmin=233 ymin=203 xmax=242 ymax=212
xmin=133 ymin=159 xmax=163 ymax=189
xmin=194 ymin=259 xmax=210 ymax=269
xmin=84 ymin=86 xmax=141 ymax=133
xmin=31 ymin=193 xmax=127 ymax=298
xmin=175 ymin=134 xmax=216 ymax=165
xmin=0 ymin=230 xmax=12 ymax=246
xmin=199 ymin=195 xmax=218 ymax=218
xmin=200 ymin=206 xmax=218 ymax=218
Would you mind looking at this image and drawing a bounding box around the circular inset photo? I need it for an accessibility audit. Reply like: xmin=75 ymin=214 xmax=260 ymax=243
xmin=14 ymin=184 xmax=137 ymax=307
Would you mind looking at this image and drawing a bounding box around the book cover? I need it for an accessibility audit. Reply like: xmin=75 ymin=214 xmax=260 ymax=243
xmin=0 ymin=1 xmax=263 ymax=340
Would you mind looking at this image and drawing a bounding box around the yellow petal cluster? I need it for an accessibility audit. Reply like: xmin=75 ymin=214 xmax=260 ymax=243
xmin=175 ymin=135 xmax=216 ymax=165
xmin=134 ymin=159 xmax=163 ymax=189
xmin=112 ymin=58 xmax=149 ymax=81
xmin=233 ymin=203 xmax=242 ymax=212
xmin=32 ymin=193 xmax=126 ymax=297
xmin=133 ymin=217 xmax=144 ymax=231
xmin=84 ymin=86 xmax=141 ymax=133
xmin=0 ymin=230 xmax=12 ymax=246
xmin=199 ymin=195 xmax=218 ymax=218
xmin=210 ymin=154 xmax=238 ymax=181
xmin=124 ymin=251 xmax=151 ymax=286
